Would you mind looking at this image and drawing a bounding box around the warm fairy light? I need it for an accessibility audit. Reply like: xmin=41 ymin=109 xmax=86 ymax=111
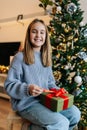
xmin=0 ymin=65 xmax=9 ymax=73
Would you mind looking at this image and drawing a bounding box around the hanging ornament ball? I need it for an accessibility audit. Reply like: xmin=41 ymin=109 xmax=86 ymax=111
xmin=57 ymin=6 xmax=62 ymax=12
xmin=66 ymin=3 xmax=77 ymax=14
xmin=74 ymin=76 xmax=82 ymax=84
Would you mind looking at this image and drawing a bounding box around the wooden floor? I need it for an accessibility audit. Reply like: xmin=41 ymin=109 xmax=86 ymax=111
xmin=0 ymin=97 xmax=11 ymax=130
xmin=0 ymin=97 xmax=24 ymax=130
xmin=0 ymin=97 xmax=29 ymax=130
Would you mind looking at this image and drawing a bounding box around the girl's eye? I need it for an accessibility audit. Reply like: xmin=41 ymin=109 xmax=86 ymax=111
xmin=40 ymin=31 xmax=45 ymax=34
xmin=32 ymin=30 xmax=36 ymax=33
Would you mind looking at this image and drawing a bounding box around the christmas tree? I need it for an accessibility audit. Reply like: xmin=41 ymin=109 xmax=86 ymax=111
xmin=48 ymin=0 xmax=87 ymax=128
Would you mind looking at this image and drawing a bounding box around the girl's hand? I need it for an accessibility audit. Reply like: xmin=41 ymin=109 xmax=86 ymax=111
xmin=28 ymin=84 xmax=43 ymax=96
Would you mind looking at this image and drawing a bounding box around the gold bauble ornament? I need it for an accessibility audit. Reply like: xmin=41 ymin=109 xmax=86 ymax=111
xmin=54 ymin=71 xmax=62 ymax=80
xmin=67 ymin=56 xmax=71 ymax=60
xmin=74 ymin=38 xmax=78 ymax=42
xmin=82 ymin=69 xmax=86 ymax=72
xmin=64 ymin=28 xmax=69 ymax=33
xmin=63 ymin=38 xmax=66 ymax=42
xmin=57 ymin=43 xmax=66 ymax=52
xmin=56 ymin=53 xmax=60 ymax=58
xmin=67 ymin=36 xmax=73 ymax=40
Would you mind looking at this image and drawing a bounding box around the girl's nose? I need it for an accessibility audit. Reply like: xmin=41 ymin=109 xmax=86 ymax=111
xmin=36 ymin=32 xmax=40 ymax=37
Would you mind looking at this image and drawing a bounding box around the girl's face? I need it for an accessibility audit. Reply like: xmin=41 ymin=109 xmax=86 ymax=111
xmin=30 ymin=22 xmax=46 ymax=51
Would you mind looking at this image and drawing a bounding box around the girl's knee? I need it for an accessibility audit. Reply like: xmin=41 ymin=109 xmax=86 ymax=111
xmin=54 ymin=114 xmax=70 ymax=128
xmin=46 ymin=117 xmax=69 ymax=130
xmin=43 ymin=113 xmax=70 ymax=129
xmin=71 ymin=105 xmax=81 ymax=123
xmin=60 ymin=116 xmax=70 ymax=127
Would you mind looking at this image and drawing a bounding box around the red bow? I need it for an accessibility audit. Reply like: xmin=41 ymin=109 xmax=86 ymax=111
xmin=43 ymin=88 xmax=68 ymax=97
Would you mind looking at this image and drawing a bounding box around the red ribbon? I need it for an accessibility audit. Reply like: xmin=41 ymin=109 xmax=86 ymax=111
xmin=44 ymin=88 xmax=69 ymax=111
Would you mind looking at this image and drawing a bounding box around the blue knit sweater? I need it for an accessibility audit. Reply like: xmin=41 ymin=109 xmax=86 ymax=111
xmin=4 ymin=51 xmax=59 ymax=111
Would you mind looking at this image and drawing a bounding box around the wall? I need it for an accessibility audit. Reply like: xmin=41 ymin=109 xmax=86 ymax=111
xmin=0 ymin=16 xmax=50 ymax=45
xmin=80 ymin=0 xmax=87 ymax=24
xmin=0 ymin=0 xmax=87 ymax=44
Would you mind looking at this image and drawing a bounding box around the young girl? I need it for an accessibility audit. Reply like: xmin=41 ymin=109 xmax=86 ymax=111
xmin=4 ymin=19 xmax=81 ymax=130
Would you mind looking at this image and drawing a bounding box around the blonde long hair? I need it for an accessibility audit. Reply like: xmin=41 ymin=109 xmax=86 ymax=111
xmin=23 ymin=18 xmax=52 ymax=67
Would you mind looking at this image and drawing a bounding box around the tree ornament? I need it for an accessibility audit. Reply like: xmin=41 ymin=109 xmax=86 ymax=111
xmin=62 ymin=23 xmax=66 ymax=28
xmin=67 ymin=35 xmax=73 ymax=41
xmin=55 ymin=37 xmax=62 ymax=43
xmin=57 ymin=43 xmax=66 ymax=52
xmin=78 ymin=52 xmax=87 ymax=62
xmin=80 ymin=85 xmax=85 ymax=90
xmin=53 ymin=71 xmax=62 ymax=80
xmin=83 ymin=76 xmax=87 ymax=83
xmin=74 ymin=38 xmax=78 ymax=42
xmin=72 ymin=88 xmax=82 ymax=96
xmin=64 ymin=65 xmax=69 ymax=70
xmin=83 ymin=29 xmax=87 ymax=37
xmin=64 ymin=27 xmax=69 ymax=33
xmin=74 ymin=75 xmax=82 ymax=84
xmin=64 ymin=63 xmax=71 ymax=70
xmin=67 ymin=56 xmax=71 ymax=60
xmin=66 ymin=3 xmax=77 ymax=14
xmin=57 ymin=6 xmax=62 ymax=12
xmin=71 ymin=41 xmax=74 ymax=49
xmin=67 ymin=42 xmax=71 ymax=47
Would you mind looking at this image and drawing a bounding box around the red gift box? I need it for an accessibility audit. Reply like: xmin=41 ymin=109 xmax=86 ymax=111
xmin=40 ymin=88 xmax=74 ymax=112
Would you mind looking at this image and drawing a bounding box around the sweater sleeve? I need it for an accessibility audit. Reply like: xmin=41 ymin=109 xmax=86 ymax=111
xmin=4 ymin=52 xmax=30 ymax=99
xmin=48 ymin=67 xmax=60 ymax=89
